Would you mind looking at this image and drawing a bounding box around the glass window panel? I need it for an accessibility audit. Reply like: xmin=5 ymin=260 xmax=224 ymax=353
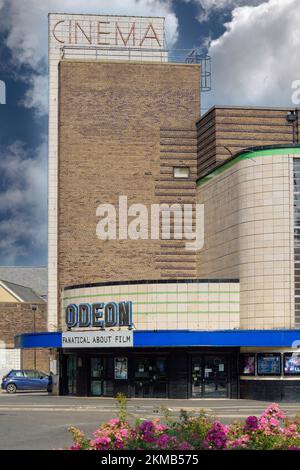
xmin=257 ymin=353 xmax=281 ymax=376
xmin=284 ymin=353 xmax=300 ymax=375
xmin=173 ymin=167 xmax=190 ymax=178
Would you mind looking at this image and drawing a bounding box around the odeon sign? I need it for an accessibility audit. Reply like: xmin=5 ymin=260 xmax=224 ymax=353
xmin=65 ymin=301 xmax=133 ymax=329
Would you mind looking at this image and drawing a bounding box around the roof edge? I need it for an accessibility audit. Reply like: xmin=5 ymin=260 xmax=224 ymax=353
xmin=197 ymin=145 xmax=300 ymax=186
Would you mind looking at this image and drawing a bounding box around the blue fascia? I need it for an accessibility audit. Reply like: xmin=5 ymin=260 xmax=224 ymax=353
xmin=15 ymin=329 xmax=300 ymax=349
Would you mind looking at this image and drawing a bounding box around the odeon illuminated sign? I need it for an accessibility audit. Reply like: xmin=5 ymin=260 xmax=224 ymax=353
xmin=65 ymin=301 xmax=133 ymax=329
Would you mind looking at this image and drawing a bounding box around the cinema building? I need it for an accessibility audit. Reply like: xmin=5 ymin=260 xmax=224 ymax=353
xmin=16 ymin=13 xmax=300 ymax=401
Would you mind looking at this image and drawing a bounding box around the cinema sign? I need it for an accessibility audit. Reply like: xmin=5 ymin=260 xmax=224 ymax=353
xmin=65 ymin=301 xmax=133 ymax=329
xmin=52 ymin=17 xmax=163 ymax=48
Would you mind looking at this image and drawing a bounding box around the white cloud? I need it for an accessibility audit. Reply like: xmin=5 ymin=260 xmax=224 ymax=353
xmin=0 ymin=0 xmax=178 ymax=90
xmin=204 ymin=0 xmax=300 ymax=108
xmin=0 ymin=1 xmax=178 ymax=115
xmin=197 ymin=0 xmax=262 ymax=9
xmin=187 ymin=0 xmax=264 ymax=22
xmin=0 ymin=140 xmax=47 ymax=264
xmin=22 ymin=74 xmax=48 ymax=116
xmin=0 ymin=1 xmax=178 ymax=264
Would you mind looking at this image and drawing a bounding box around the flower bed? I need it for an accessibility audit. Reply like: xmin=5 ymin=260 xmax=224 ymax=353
xmin=68 ymin=400 xmax=300 ymax=450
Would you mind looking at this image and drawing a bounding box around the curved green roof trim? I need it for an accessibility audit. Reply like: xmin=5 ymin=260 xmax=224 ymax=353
xmin=197 ymin=146 xmax=300 ymax=187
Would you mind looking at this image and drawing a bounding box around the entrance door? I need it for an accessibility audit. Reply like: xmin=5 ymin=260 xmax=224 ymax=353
xmin=191 ymin=355 xmax=228 ymax=398
xmin=202 ymin=355 xmax=228 ymax=398
xmin=90 ymin=357 xmax=104 ymax=396
xmin=66 ymin=355 xmax=77 ymax=395
xmin=134 ymin=356 xmax=168 ymax=398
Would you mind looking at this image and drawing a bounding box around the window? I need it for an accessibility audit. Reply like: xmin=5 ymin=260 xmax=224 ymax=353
xmin=257 ymin=353 xmax=281 ymax=376
xmin=239 ymin=354 xmax=255 ymax=376
xmin=135 ymin=357 xmax=151 ymax=378
xmin=173 ymin=167 xmax=190 ymax=179
xmin=9 ymin=370 xmax=23 ymax=378
xmin=284 ymin=353 xmax=300 ymax=376
xmin=24 ymin=370 xmax=37 ymax=378
xmin=154 ymin=357 xmax=167 ymax=379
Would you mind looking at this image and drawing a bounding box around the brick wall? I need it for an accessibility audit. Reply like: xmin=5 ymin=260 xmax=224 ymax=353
xmin=197 ymin=107 xmax=299 ymax=177
xmin=21 ymin=349 xmax=50 ymax=373
xmin=0 ymin=302 xmax=50 ymax=372
xmin=58 ymin=60 xmax=200 ymax=317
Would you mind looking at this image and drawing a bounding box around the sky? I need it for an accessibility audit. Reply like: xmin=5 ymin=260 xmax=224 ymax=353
xmin=0 ymin=0 xmax=299 ymax=266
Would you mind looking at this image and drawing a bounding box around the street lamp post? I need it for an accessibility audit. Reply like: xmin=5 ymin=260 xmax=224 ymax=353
xmin=31 ymin=304 xmax=37 ymax=370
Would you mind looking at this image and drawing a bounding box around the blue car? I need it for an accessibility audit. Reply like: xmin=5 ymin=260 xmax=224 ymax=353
xmin=1 ymin=369 xmax=51 ymax=394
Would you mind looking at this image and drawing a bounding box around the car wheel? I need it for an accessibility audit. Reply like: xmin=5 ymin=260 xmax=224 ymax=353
xmin=6 ymin=383 xmax=17 ymax=394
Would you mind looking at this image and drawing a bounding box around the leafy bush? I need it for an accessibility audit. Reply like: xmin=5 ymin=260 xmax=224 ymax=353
xmin=68 ymin=401 xmax=300 ymax=450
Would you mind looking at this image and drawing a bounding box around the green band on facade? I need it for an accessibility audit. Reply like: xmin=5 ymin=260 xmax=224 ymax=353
xmin=63 ymin=290 xmax=239 ymax=301
xmin=196 ymin=147 xmax=300 ymax=187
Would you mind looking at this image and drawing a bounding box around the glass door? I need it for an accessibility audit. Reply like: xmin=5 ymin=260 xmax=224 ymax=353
xmin=67 ymin=355 xmax=77 ymax=395
xmin=90 ymin=357 xmax=104 ymax=396
xmin=134 ymin=357 xmax=152 ymax=397
xmin=202 ymin=355 xmax=228 ymax=398
xmin=191 ymin=358 xmax=202 ymax=398
xmin=134 ymin=356 xmax=168 ymax=398
xmin=191 ymin=355 xmax=229 ymax=398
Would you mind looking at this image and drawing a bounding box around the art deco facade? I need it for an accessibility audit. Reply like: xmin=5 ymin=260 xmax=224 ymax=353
xmin=16 ymin=13 xmax=300 ymax=401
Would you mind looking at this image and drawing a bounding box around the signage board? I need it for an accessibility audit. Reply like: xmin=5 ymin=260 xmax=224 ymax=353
xmin=62 ymin=330 xmax=133 ymax=348
xmin=257 ymin=353 xmax=281 ymax=375
xmin=51 ymin=17 xmax=164 ymax=48
xmin=65 ymin=301 xmax=133 ymax=329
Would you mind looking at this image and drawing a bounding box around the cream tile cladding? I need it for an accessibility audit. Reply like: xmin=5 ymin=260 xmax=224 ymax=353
xmin=197 ymin=152 xmax=294 ymax=329
xmin=61 ymin=281 xmax=240 ymax=332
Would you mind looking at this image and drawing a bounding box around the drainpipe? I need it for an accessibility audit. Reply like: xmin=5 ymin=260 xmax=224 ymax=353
xmin=287 ymin=109 xmax=299 ymax=144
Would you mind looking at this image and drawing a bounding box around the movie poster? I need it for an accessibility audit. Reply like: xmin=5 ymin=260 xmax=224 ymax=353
xmin=114 ymin=357 xmax=128 ymax=380
xmin=240 ymin=354 xmax=255 ymax=375
xmin=284 ymin=354 xmax=300 ymax=375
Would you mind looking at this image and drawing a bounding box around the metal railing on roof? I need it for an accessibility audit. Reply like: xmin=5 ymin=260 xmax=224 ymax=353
xmin=60 ymin=45 xmax=211 ymax=92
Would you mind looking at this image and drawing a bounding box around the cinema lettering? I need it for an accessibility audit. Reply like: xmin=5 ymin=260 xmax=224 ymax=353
xmin=52 ymin=19 xmax=162 ymax=48
xmin=65 ymin=301 xmax=133 ymax=329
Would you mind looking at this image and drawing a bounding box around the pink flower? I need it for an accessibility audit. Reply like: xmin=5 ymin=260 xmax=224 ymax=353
xmin=155 ymin=424 xmax=168 ymax=433
xmin=264 ymin=427 xmax=273 ymax=436
xmin=90 ymin=436 xmax=111 ymax=450
xmin=69 ymin=443 xmax=81 ymax=450
xmin=269 ymin=418 xmax=279 ymax=427
xmin=262 ymin=403 xmax=286 ymax=420
xmin=228 ymin=435 xmax=250 ymax=449
xmin=283 ymin=424 xmax=299 ymax=437
xmin=118 ymin=428 xmax=129 ymax=438
xmin=108 ymin=418 xmax=121 ymax=426
xmin=259 ymin=417 xmax=268 ymax=427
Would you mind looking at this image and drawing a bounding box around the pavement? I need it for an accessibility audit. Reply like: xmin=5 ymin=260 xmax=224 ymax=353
xmin=1 ymin=392 xmax=300 ymax=449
